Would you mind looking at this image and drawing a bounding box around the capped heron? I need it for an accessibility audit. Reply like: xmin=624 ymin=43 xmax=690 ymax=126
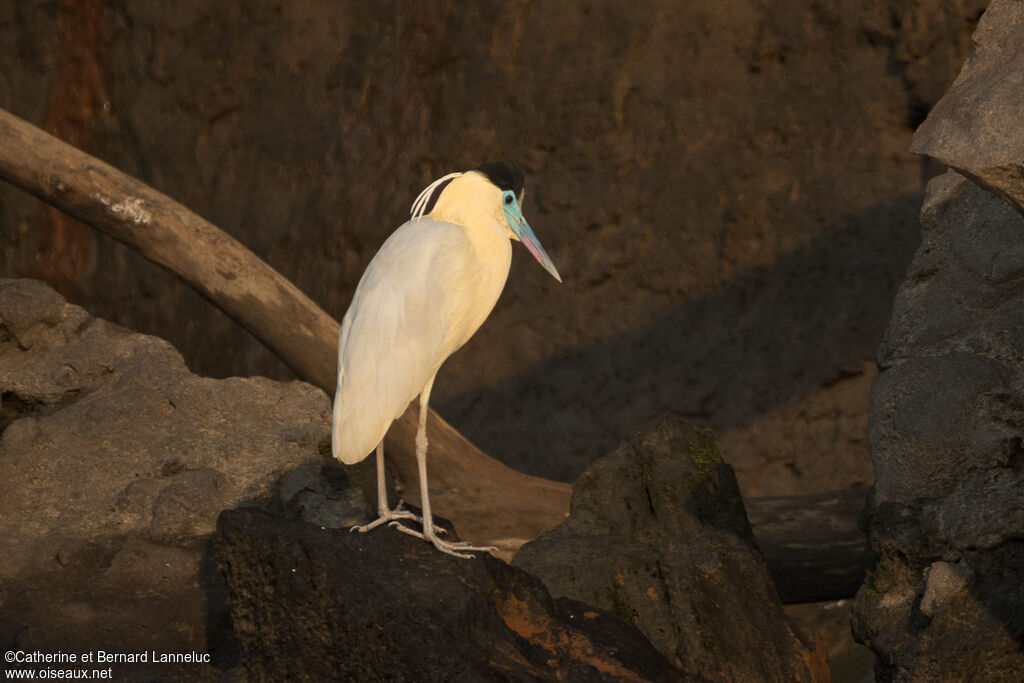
xmin=332 ymin=162 xmax=561 ymax=558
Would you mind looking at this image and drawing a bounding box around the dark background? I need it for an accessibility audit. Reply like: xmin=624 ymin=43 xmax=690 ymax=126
xmin=0 ymin=0 xmax=984 ymax=495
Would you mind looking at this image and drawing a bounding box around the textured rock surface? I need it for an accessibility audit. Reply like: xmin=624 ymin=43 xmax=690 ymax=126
xmin=0 ymin=278 xmax=345 ymax=680
xmin=853 ymin=172 xmax=1024 ymax=679
xmin=0 ymin=0 xmax=986 ymax=493
xmin=214 ymin=508 xmax=692 ymax=683
xmin=911 ymin=0 xmax=1024 ymax=215
xmin=513 ymin=417 xmax=828 ymax=682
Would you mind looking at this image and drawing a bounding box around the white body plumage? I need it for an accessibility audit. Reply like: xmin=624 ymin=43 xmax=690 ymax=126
xmin=330 ymin=163 xmax=560 ymax=557
xmin=331 ymin=208 xmax=511 ymax=465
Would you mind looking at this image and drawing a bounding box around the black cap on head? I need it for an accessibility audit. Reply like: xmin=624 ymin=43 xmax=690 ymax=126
xmin=473 ymin=161 xmax=525 ymax=196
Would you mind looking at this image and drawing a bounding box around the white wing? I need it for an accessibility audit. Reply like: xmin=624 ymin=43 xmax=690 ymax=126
xmin=331 ymin=218 xmax=474 ymax=464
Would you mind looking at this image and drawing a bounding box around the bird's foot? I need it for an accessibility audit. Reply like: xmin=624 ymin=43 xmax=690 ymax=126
xmin=389 ymin=521 xmax=496 ymax=559
xmin=350 ymin=500 xmax=425 ymax=534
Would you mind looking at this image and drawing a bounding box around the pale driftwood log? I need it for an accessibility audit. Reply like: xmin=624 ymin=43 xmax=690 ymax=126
xmin=0 ymin=107 xmax=572 ymax=554
xmin=0 ymin=107 xmax=869 ymax=602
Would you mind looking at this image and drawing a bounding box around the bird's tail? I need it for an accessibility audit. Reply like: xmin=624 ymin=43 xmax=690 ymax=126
xmin=331 ymin=383 xmax=390 ymax=465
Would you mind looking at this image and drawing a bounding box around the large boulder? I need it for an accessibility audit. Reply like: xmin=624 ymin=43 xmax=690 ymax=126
xmin=911 ymin=0 xmax=1024 ymax=217
xmin=858 ymin=6 xmax=1024 ymax=675
xmin=513 ymin=417 xmax=828 ymax=682
xmin=0 ymin=278 xmax=345 ymax=680
xmin=213 ymin=508 xmax=692 ymax=682
xmin=853 ymin=171 xmax=1024 ymax=679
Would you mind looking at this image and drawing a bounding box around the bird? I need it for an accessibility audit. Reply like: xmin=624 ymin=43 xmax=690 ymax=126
xmin=331 ymin=161 xmax=561 ymax=558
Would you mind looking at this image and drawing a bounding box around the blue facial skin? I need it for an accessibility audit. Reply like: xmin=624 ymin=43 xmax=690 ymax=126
xmin=501 ymin=190 xmax=562 ymax=282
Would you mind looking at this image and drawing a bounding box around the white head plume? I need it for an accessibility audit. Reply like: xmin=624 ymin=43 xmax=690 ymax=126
xmin=410 ymin=172 xmax=463 ymax=220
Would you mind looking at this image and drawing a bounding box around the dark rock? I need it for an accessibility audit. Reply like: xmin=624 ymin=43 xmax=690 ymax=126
xmin=878 ymin=170 xmax=1024 ymax=368
xmin=911 ymin=0 xmax=1024 ymax=217
xmin=853 ymin=546 xmax=1024 ymax=682
xmin=513 ymin=416 xmax=828 ymax=682
xmin=869 ymin=352 xmax=1014 ymax=503
xmin=853 ymin=171 xmax=1024 ymax=679
xmin=276 ymin=459 xmax=372 ymax=530
xmin=0 ymin=278 xmax=355 ymax=679
xmin=923 ymin=467 xmax=1024 ymax=551
xmin=213 ymin=507 xmax=692 ymax=683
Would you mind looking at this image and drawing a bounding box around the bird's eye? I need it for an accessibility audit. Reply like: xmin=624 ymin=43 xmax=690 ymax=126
xmin=504 ymin=194 xmax=514 ymax=205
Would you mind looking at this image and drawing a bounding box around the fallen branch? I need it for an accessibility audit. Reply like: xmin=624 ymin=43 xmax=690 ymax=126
xmin=0 ymin=107 xmax=868 ymax=602
xmin=746 ymin=485 xmax=870 ymax=603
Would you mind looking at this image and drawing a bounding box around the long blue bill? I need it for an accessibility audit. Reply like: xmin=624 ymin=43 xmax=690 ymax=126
xmin=504 ymin=198 xmax=562 ymax=282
